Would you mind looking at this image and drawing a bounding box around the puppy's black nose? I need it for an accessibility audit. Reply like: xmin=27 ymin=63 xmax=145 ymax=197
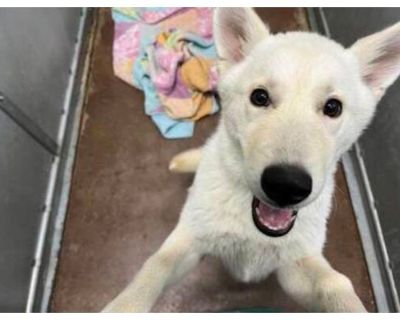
xmin=261 ymin=165 xmax=312 ymax=207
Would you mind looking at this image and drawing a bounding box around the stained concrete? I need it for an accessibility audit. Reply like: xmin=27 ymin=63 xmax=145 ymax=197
xmin=50 ymin=8 xmax=376 ymax=312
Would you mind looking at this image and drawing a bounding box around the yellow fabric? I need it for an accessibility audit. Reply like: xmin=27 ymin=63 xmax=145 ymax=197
xmin=167 ymin=56 xmax=215 ymax=121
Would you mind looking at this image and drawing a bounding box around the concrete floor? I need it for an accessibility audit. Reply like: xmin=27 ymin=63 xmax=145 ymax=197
xmin=50 ymin=8 xmax=376 ymax=312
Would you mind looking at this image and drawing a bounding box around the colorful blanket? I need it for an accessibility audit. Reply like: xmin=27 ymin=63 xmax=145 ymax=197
xmin=112 ymin=7 xmax=219 ymax=139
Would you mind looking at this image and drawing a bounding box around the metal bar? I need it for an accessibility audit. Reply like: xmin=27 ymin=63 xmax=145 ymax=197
xmin=307 ymin=7 xmax=399 ymax=312
xmin=342 ymin=151 xmax=397 ymax=312
xmin=25 ymin=8 xmax=88 ymax=312
xmin=36 ymin=9 xmax=96 ymax=312
xmin=352 ymin=145 xmax=399 ymax=311
xmin=0 ymin=93 xmax=58 ymax=155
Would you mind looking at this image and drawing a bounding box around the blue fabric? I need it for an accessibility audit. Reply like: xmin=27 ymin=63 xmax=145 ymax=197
xmin=151 ymin=114 xmax=194 ymax=139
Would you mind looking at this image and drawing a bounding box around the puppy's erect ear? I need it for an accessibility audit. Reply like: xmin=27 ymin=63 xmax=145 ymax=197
xmin=351 ymin=22 xmax=400 ymax=99
xmin=213 ymin=8 xmax=269 ymax=69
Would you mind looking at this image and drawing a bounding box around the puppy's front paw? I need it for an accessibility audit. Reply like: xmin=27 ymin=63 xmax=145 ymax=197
xmin=316 ymin=274 xmax=367 ymax=312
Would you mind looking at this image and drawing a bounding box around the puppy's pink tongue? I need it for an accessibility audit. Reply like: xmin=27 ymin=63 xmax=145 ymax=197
xmin=256 ymin=201 xmax=293 ymax=229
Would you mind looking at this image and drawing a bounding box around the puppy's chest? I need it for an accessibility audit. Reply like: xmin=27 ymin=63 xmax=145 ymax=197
xmin=209 ymin=234 xmax=282 ymax=283
xmin=191 ymin=189 xmax=287 ymax=282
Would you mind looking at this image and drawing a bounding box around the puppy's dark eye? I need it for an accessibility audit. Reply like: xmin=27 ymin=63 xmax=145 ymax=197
xmin=250 ymin=88 xmax=270 ymax=107
xmin=323 ymin=99 xmax=342 ymax=118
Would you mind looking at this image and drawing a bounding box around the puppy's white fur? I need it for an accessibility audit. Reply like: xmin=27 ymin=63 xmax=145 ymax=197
xmin=103 ymin=8 xmax=400 ymax=312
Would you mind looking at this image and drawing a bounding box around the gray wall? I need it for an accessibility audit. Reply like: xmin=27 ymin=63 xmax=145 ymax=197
xmin=0 ymin=8 xmax=82 ymax=140
xmin=324 ymin=8 xmax=400 ymax=294
xmin=0 ymin=8 xmax=81 ymax=311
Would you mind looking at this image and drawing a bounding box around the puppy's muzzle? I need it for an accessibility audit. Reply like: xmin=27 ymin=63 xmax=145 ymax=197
xmin=261 ymin=165 xmax=312 ymax=207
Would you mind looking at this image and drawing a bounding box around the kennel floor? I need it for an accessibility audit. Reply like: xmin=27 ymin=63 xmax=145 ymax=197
xmin=50 ymin=8 xmax=376 ymax=312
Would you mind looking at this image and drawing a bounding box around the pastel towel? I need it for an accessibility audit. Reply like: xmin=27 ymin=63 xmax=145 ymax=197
xmin=112 ymin=7 xmax=219 ymax=139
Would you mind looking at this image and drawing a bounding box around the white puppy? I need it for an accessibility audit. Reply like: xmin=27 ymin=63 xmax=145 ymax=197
xmin=104 ymin=8 xmax=400 ymax=312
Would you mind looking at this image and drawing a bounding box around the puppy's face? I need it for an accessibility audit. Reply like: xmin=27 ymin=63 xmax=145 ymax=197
xmin=215 ymin=8 xmax=400 ymax=237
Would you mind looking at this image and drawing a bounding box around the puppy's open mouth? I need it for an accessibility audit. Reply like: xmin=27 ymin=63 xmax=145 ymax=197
xmin=252 ymin=197 xmax=297 ymax=237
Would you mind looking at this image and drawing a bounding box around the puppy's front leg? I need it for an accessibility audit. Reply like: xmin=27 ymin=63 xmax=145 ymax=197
xmin=276 ymin=255 xmax=367 ymax=312
xmin=102 ymin=224 xmax=200 ymax=312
